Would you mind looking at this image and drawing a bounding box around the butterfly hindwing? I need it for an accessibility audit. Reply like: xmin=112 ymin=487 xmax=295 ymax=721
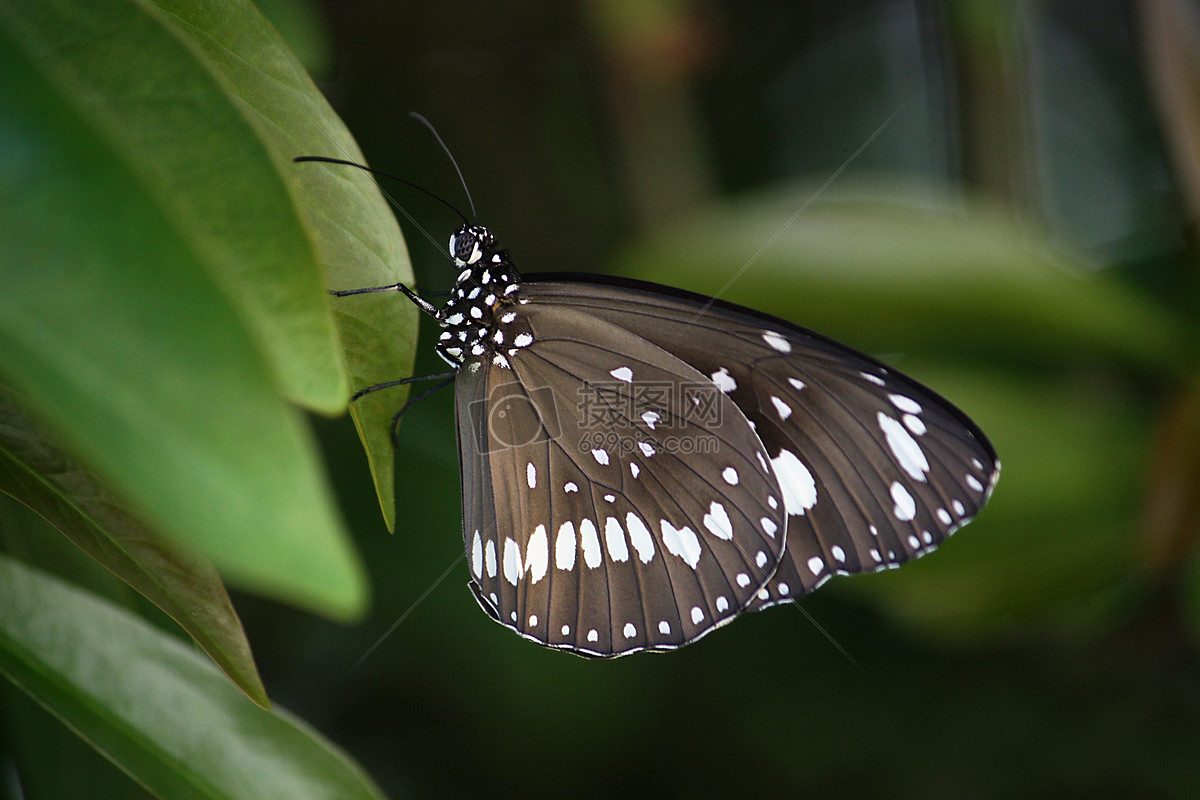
xmin=520 ymin=275 xmax=1000 ymax=609
xmin=456 ymin=301 xmax=786 ymax=656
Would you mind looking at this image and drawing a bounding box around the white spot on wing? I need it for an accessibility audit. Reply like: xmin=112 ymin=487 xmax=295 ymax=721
xmin=889 ymin=394 xmax=923 ymax=414
xmin=890 ymin=482 xmax=916 ymax=521
xmin=564 ymin=481 xmax=579 ymax=493
xmin=525 ymin=525 xmax=548 ymax=583
xmin=588 ymin=629 xmax=599 ymax=642
xmin=722 ymin=466 xmax=739 ymax=485
xmin=807 ymin=556 xmax=824 ymax=575
xmin=716 ymin=595 xmax=730 ymax=612
xmin=966 ymin=474 xmax=984 ymax=492
xmin=555 ymin=521 xmax=576 ymax=570
xmin=703 ymin=501 xmax=734 ymax=540
xmin=658 ymin=621 xmax=671 ymax=635
xmin=904 ymin=414 xmax=926 ymax=435
xmin=580 ymin=519 xmax=602 ymax=568
xmin=513 ymin=333 xmax=533 ymax=348
xmin=638 ymin=441 xmax=655 ymax=457
xmin=771 ymin=449 xmax=817 ymax=515
xmin=604 ymin=517 xmax=629 ymax=562
xmin=711 ymin=367 xmax=737 ymax=393
xmin=630 ymin=463 xmax=641 ymax=479
xmin=861 ymin=371 xmax=886 ymax=386
xmin=660 ymin=520 xmax=702 ymax=568
xmin=691 ymin=606 xmax=705 ymax=624
xmin=736 ymin=573 xmax=750 ymax=588
xmin=770 ymin=396 xmax=793 ymax=420
xmin=609 ymin=366 xmax=633 ymax=382
xmin=760 ymin=517 xmax=777 ymax=537
xmin=503 ymin=538 xmax=522 ymax=586
xmin=762 ymin=331 xmax=792 ymax=352
xmin=526 ymin=462 xmax=537 ymax=489
xmin=625 ymin=513 xmax=656 ymax=563
xmin=788 ymin=377 xmax=806 ymax=390
xmin=485 ymin=539 xmax=497 ymax=578
xmin=878 ymin=412 xmax=930 ymax=481
xmin=591 ymin=448 xmax=610 ymax=466
xmin=471 ymin=530 xmax=483 ymax=578
xmin=641 ymin=411 xmax=660 ymax=430
xmin=623 ymin=623 xmax=636 ymax=638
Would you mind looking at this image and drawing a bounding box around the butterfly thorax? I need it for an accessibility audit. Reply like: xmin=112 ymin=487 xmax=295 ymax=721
xmin=435 ymin=223 xmax=530 ymax=370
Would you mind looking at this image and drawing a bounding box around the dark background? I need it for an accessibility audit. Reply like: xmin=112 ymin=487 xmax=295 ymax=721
xmin=240 ymin=1 xmax=1200 ymax=797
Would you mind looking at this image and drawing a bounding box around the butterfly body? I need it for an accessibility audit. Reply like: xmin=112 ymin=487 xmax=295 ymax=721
xmin=378 ymin=223 xmax=997 ymax=657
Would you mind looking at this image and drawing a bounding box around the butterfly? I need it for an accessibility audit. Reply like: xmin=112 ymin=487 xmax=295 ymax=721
xmin=328 ymin=214 xmax=999 ymax=658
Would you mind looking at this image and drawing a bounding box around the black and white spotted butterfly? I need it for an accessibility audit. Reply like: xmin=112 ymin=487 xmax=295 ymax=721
xmin=307 ymin=162 xmax=999 ymax=658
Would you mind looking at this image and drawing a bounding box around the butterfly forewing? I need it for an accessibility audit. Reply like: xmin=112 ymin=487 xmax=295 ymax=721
xmin=520 ymin=275 xmax=1000 ymax=609
xmin=456 ymin=302 xmax=785 ymax=656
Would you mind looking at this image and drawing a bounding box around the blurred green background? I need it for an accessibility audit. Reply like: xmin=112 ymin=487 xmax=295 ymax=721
xmin=6 ymin=0 xmax=1200 ymax=797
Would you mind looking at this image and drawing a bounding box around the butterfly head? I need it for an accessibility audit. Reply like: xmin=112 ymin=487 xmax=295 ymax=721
xmin=449 ymin=224 xmax=498 ymax=267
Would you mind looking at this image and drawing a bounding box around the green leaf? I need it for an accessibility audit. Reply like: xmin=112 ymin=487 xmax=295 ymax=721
xmin=0 ymin=386 xmax=267 ymax=707
xmin=611 ymin=178 xmax=1190 ymax=374
xmin=0 ymin=555 xmax=388 ymax=800
xmin=0 ymin=0 xmax=372 ymax=616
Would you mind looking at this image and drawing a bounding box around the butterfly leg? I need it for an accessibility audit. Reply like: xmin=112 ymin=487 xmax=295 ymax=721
xmin=328 ymin=284 xmax=439 ymax=317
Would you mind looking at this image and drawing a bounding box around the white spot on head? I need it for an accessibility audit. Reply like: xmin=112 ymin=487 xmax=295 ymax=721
xmin=937 ymin=508 xmax=952 ymax=525
xmin=788 ymin=377 xmax=806 ymax=391
xmin=609 ymin=366 xmax=633 ymax=382
xmin=703 ymin=502 xmax=734 ymax=540
xmin=470 ymin=306 xmax=483 ymax=319
xmin=755 ymin=550 xmax=768 ymax=568
xmin=658 ymin=620 xmax=671 ymax=635
xmin=625 ymin=512 xmax=656 ymax=563
xmin=525 ymin=525 xmax=548 ymax=583
xmin=503 ymin=537 xmax=523 ymax=586
xmin=587 ymin=629 xmax=599 ymax=642
xmin=878 ymin=412 xmax=930 ymax=481
xmin=691 ymin=606 xmax=705 ymax=625
xmin=623 ymin=623 xmax=636 ymax=638
xmin=591 ymin=448 xmax=610 ymax=466
xmin=471 ymin=530 xmax=483 ymax=578
xmin=889 ymin=394 xmax=923 ymax=414
xmin=832 ymin=545 xmax=846 ymax=562
xmin=564 ymin=481 xmax=579 ymax=493
xmin=966 ymin=474 xmax=984 ymax=492
xmin=555 ymin=521 xmax=576 ymax=570
xmin=760 ymin=517 xmax=777 ymax=537
xmin=722 ymin=466 xmax=739 ymax=485
xmin=660 ymin=520 xmax=702 ymax=569
xmin=861 ymin=371 xmax=886 ymax=386
xmin=485 ymin=539 xmax=497 ymax=577
xmin=807 ymin=556 xmax=824 ymax=575
xmin=716 ymin=595 xmax=730 ymax=612
xmin=736 ymin=573 xmax=750 ymax=588
xmin=526 ymin=462 xmax=537 ymax=489
xmin=890 ymin=482 xmax=916 ymax=521
xmin=771 ymin=449 xmax=818 ymax=515
xmin=711 ymin=367 xmax=737 ymax=393
xmin=641 ymin=411 xmax=660 ymax=430
xmin=604 ymin=517 xmax=629 ymax=562
xmin=770 ymin=396 xmax=793 ymax=420
xmin=762 ymin=331 xmax=792 ymax=352
xmin=904 ymin=414 xmax=927 ymax=435
xmin=580 ymin=519 xmax=602 ymax=568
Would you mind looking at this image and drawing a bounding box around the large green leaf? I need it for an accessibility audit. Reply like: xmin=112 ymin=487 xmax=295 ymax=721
xmin=0 ymin=387 xmax=267 ymax=707
xmin=0 ymin=0 xmax=377 ymax=616
xmin=0 ymin=555 xmax=388 ymax=800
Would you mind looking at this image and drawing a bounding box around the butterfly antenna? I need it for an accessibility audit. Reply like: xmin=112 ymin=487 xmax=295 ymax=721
xmin=408 ymin=112 xmax=478 ymax=221
xmin=293 ymin=155 xmax=469 ymax=224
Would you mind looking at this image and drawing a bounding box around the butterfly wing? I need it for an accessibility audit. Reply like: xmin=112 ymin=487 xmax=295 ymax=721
xmin=520 ymin=275 xmax=1000 ymax=609
xmin=455 ymin=302 xmax=786 ymax=656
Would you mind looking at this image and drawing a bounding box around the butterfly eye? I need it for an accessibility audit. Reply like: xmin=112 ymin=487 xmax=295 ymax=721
xmin=450 ymin=225 xmax=495 ymax=265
